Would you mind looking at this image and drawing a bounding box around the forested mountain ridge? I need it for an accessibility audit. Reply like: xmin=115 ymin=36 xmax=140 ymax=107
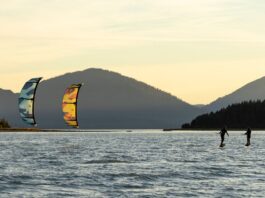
xmin=205 ymin=76 xmax=265 ymax=112
xmin=182 ymin=100 xmax=265 ymax=129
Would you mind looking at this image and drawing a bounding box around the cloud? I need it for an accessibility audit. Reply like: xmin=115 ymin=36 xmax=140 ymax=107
xmin=1 ymin=0 xmax=264 ymax=43
xmin=0 ymin=0 xmax=265 ymax=103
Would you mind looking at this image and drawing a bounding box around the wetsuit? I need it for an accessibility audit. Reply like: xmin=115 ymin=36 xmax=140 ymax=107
xmin=219 ymin=128 xmax=229 ymax=147
xmin=245 ymin=128 xmax=252 ymax=146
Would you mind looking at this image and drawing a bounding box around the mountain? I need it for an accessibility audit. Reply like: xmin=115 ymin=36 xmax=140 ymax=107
xmin=194 ymin=104 xmax=206 ymax=108
xmin=0 ymin=68 xmax=201 ymax=129
xmin=182 ymin=100 xmax=265 ymax=129
xmin=2 ymin=69 xmax=265 ymax=129
xmin=204 ymin=76 xmax=265 ymax=112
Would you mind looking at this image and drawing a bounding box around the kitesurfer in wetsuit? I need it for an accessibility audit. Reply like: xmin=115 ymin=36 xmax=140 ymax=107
xmin=244 ymin=128 xmax=252 ymax=146
xmin=219 ymin=127 xmax=229 ymax=147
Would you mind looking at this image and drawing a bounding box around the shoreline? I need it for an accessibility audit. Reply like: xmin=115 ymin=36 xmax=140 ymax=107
xmin=0 ymin=128 xmax=265 ymax=132
xmin=0 ymin=128 xmax=65 ymax=132
xmin=0 ymin=128 xmax=42 ymax=132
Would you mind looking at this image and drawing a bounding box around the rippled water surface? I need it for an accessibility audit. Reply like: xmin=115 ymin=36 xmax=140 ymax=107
xmin=0 ymin=130 xmax=264 ymax=197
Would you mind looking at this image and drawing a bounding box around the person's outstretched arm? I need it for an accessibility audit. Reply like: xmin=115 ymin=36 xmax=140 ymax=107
xmin=226 ymin=132 xmax=229 ymax=136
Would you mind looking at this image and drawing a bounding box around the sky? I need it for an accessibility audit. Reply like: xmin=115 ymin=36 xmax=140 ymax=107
xmin=1 ymin=0 xmax=265 ymax=105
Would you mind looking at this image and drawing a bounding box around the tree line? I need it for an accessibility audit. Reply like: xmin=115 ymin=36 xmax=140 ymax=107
xmin=0 ymin=119 xmax=10 ymax=128
xmin=182 ymin=100 xmax=265 ymax=129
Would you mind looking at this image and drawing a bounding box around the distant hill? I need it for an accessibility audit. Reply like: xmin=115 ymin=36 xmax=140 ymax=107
xmin=204 ymin=76 xmax=265 ymax=112
xmin=2 ymin=69 xmax=265 ymax=129
xmin=0 ymin=68 xmax=201 ymax=129
xmin=182 ymin=100 xmax=265 ymax=129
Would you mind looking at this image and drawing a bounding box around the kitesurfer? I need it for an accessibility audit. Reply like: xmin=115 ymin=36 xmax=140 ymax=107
xmin=219 ymin=127 xmax=229 ymax=147
xmin=244 ymin=128 xmax=252 ymax=146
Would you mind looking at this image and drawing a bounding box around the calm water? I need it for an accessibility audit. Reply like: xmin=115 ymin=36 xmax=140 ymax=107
xmin=0 ymin=130 xmax=264 ymax=198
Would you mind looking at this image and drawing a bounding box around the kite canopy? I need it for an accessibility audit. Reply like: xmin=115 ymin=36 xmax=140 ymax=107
xmin=18 ymin=77 xmax=42 ymax=126
xmin=62 ymin=84 xmax=83 ymax=128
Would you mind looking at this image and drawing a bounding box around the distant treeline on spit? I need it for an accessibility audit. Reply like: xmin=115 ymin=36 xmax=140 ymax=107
xmin=182 ymin=100 xmax=265 ymax=129
xmin=0 ymin=119 xmax=10 ymax=129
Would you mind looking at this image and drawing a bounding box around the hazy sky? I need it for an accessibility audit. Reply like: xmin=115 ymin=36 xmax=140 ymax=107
xmin=1 ymin=0 xmax=265 ymax=104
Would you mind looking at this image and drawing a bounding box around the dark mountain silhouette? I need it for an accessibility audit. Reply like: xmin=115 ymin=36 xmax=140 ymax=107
xmin=204 ymin=76 xmax=265 ymax=112
xmin=182 ymin=100 xmax=265 ymax=129
xmin=194 ymin=104 xmax=206 ymax=108
xmin=1 ymin=69 xmax=265 ymax=129
xmin=0 ymin=68 xmax=201 ymax=129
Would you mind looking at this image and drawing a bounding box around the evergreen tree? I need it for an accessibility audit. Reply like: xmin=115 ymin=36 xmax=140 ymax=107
xmin=0 ymin=119 xmax=11 ymax=128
